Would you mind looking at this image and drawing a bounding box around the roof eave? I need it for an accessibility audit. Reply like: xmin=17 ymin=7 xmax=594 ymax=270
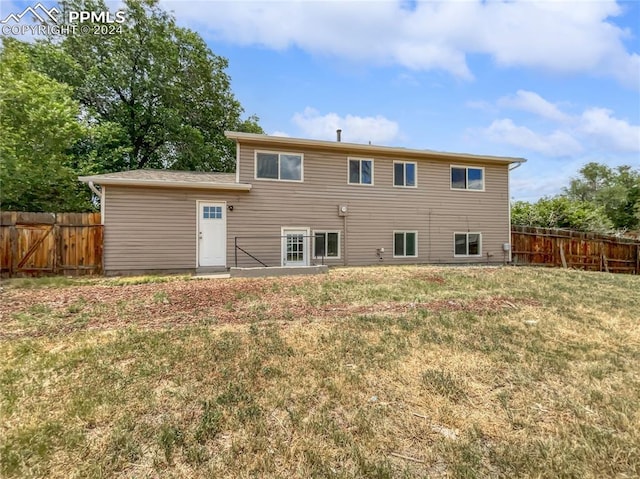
xmin=225 ymin=131 xmax=527 ymax=165
xmin=78 ymin=177 xmax=252 ymax=191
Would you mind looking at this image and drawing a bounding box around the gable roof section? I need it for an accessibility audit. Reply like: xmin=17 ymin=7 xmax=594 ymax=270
xmin=225 ymin=131 xmax=527 ymax=166
xmin=79 ymin=169 xmax=252 ymax=191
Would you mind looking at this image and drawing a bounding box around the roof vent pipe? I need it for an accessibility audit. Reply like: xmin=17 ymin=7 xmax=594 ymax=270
xmin=336 ymin=129 xmax=342 ymax=142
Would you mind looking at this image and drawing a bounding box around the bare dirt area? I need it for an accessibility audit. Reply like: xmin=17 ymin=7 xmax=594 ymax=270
xmin=1 ymin=271 xmax=540 ymax=339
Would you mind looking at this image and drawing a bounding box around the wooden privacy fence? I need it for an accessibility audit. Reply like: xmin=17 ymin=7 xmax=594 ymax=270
xmin=0 ymin=212 xmax=103 ymax=277
xmin=511 ymin=226 xmax=640 ymax=274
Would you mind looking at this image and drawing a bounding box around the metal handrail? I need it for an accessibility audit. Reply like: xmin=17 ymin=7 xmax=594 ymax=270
xmin=234 ymin=234 xmax=325 ymax=268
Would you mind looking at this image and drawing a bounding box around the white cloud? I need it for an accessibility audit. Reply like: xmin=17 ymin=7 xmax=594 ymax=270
xmin=579 ymin=108 xmax=640 ymax=153
xmin=482 ymin=91 xmax=640 ymax=156
xmin=483 ymin=119 xmax=583 ymax=157
xmin=498 ymin=90 xmax=571 ymax=123
xmin=270 ymin=131 xmax=291 ymax=138
xmin=292 ymin=107 xmax=400 ymax=144
xmin=165 ymin=0 xmax=639 ymax=87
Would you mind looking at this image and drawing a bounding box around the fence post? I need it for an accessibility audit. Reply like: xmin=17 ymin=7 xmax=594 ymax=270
xmin=9 ymin=225 xmax=18 ymax=276
xmin=53 ymin=224 xmax=60 ymax=275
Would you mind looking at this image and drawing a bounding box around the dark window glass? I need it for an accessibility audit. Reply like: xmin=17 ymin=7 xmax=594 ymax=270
xmin=468 ymin=234 xmax=480 ymax=255
xmin=405 ymin=163 xmax=416 ymax=187
xmin=455 ymin=233 xmax=467 ymax=255
xmin=257 ymin=153 xmax=278 ymax=179
xmin=394 ymin=163 xmax=404 ymax=186
xmin=451 ymin=167 xmax=466 ymax=189
xmin=327 ymin=233 xmax=339 ymax=257
xmin=394 ymin=233 xmax=405 ymax=256
xmin=280 ymin=154 xmax=302 ymax=181
xmin=314 ymin=233 xmax=326 ymax=257
xmin=349 ymin=160 xmax=360 ymax=183
xmin=468 ymin=168 xmax=483 ymax=190
xmin=406 ymin=232 xmax=416 ymax=256
xmin=361 ymin=160 xmax=372 ymax=184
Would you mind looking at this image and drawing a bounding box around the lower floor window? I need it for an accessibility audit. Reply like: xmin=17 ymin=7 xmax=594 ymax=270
xmin=394 ymin=231 xmax=417 ymax=257
xmin=314 ymin=231 xmax=340 ymax=258
xmin=454 ymin=233 xmax=481 ymax=256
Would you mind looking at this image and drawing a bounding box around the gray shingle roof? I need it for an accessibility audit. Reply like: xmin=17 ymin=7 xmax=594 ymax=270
xmin=79 ymin=169 xmax=251 ymax=191
xmin=82 ymin=169 xmax=237 ymax=183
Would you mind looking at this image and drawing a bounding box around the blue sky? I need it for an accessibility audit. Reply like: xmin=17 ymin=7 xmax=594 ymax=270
xmin=161 ymin=0 xmax=640 ymax=201
xmin=3 ymin=0 xmax=639 ymax=201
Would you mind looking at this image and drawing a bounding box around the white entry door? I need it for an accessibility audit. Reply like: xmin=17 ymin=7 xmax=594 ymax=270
xmin=281 ymin=228 xmax=309 ymax=267
xmin=198 ymin=202 xmax=226 ymax=267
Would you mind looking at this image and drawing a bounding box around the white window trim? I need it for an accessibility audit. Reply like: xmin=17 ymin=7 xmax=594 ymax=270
xmin=347 ymin=157 xmax=375 ymax=186
xmin=393 ymin=230 xmax=418 ymax=258
xmin=393 ymin=161 xmax=418 ymax=188
xmin=312 ymin=230 xmax=341 ymax=260
xmin=450 ymin=165 xmax=485 ymax=192
xmin=453 ymin=232 xmax=483 ymax=257
xmin=255 ymin=150 xmax=304 ymax=182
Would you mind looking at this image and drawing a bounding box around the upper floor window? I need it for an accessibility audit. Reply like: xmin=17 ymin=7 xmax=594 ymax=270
xmin=451 ymin=166 xmax=484 ymax=191
xmin=348 ymin=158 xmax=373 ymax=185
xmin=256 ymin=151 xmax=303 ymax=181
xmin=394 ymin=161 xmax=417 ymax=187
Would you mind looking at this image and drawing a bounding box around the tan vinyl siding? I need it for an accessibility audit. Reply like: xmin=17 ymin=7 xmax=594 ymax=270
xmin=102 ymin=141 xmax=512 ymax=273
xmin=237 ymin=142 xmax=510 ymax=266
xmin=103 ymin=187 xmax=245 ymax=272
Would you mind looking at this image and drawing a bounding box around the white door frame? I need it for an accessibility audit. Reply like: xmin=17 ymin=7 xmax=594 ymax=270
xmin=196 ymin=201 xmax=227 ymax=267
xmin=281 ymin=227 xmax=310 ymax=267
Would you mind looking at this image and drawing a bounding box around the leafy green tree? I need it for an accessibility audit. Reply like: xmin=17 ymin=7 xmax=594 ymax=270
xmin=50 ymin=0 xmax=262 ymax=172
xmin=511 ymin=197 xmax=613 ymax=233
xmin=564 ymin=162 xmax=640 ymax=230
xmin=0 ymin=39 xmax=93 ymax=211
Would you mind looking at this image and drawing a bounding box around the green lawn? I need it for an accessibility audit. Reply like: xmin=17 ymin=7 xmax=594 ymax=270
xmin=1 ymin=266 xmax=639 ymax=478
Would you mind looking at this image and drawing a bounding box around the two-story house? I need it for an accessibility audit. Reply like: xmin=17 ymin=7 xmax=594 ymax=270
xmin=79 ymin=131 xmax=526 ymax=275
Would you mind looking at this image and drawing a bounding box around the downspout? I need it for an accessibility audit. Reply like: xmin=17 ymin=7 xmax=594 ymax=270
xmin=88 ymin=181 xmax=102 ymax=199
xmin=507 ymin=162 xmax=524 ymax=264
xmin=235 ymin=139 xmax=240 ymax=184
xmin=343 ymin=214 xmax=348 ymax=266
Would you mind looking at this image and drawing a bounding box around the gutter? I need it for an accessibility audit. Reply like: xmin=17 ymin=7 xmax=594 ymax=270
xmin=87 ymin=181 xmax=102 ymax=199
xmin=78 ymin=177 xmax=252 ymax=191
xmin=225 ymin=131 xmax=528 ymax=166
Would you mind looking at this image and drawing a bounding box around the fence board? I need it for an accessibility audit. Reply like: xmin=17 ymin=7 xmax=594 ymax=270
xmin=511 ymin=226 xmax=639 ymax=275
xmin=0 ymin=212 xmax=103 ymax=278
